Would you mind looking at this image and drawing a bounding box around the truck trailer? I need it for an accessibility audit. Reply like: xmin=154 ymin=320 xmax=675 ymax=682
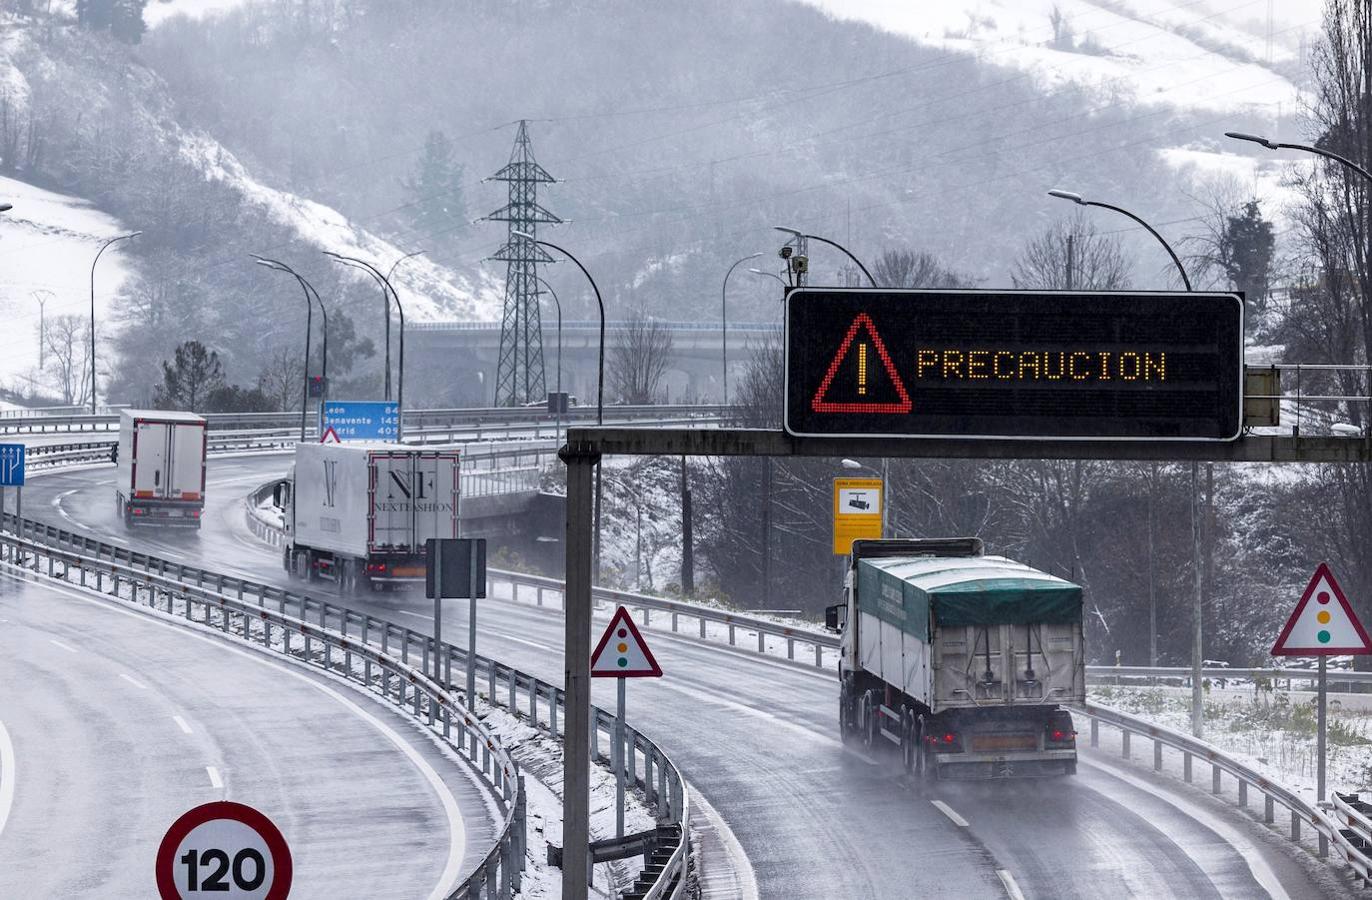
xmin=828 ymin=538 xmax=1085 ymax=778
xmin=276 ymin=442 xmax=460 ymax=592
xmin=115 ymin=409 xmax=208 ymax=529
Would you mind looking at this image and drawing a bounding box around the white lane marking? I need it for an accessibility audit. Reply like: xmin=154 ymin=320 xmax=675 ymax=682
xmin=690 ymin=785 xmax=760 ymax=900
xmin=0 ymin=718 xmax=15 ymax=839
xmin=118 ymin=673 xmax=147 ymax=690
xmin=172 ymin=716 xmax=193 ymax=735
xmin=399 ymin=609 xmax=551 ymax=652
xmin=47 ymin=639 xmax=76 ymax=653
xmin=26 ymin=574 xmax=469 ymax=900
xmin=206 ymin=766 xmax=223 ymax=789
xmin=398 ymin=610 xmax=430 ymax=621
xmin=1079 ymin=756 xmax=1290 ymax=900
xmin=931 ymin=799 xmax=969 ymax=827
xmin=998 ymin=869 xmax=1026 ymax=900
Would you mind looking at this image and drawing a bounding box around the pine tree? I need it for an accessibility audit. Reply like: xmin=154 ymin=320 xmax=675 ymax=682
xmin=111 ymin=0 xmax=147 ymax=45
xmin=402 ymin=131 xmax=465 ymax=243
xmin=153 ymin=341 xmax=225 ymax=410
xmin=1218 ymin=201 xmax=1274 ymax=309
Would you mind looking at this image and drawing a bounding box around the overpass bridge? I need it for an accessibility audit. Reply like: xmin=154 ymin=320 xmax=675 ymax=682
xmin=408 ymin=320 xmax=781 ymax=405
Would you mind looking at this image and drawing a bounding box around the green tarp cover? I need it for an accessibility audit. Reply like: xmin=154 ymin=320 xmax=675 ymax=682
xmin=857 ymin=555 xmax=1082 ymax=638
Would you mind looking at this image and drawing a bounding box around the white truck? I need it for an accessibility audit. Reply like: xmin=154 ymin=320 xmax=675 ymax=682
xmin=115 ymin=409 xmax=208 ymax=529
xmin=275 ymin=442 xmax=460 ymax=592
xmin=828 ymin=538 xmax=1085 ymax=778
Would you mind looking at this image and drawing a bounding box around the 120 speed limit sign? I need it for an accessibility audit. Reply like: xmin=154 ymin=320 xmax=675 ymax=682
xmin=156 ymin=802 xmax=293 ymax=899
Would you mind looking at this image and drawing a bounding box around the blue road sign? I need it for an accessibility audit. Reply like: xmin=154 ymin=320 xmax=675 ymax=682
xmin=0 ymin=444 xmax=24 ymax=486
xmin=320 ymin=401 xmax=400 ymax=441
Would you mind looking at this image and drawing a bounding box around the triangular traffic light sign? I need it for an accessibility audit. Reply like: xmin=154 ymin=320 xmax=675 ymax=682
xmin=320 ymin=426 xmax=341 ymax=444
xmin=591 ymin=606 xmax=663 ymax=677
xmin=1272 ymin=563 xmax=1372 ymax=656
xmin=810 ymin=312 xmax=912 ymax=414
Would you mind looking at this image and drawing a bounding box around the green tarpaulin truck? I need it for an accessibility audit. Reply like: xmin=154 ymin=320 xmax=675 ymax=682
xmin=827 ymin=538 xmax=1085 ymax=778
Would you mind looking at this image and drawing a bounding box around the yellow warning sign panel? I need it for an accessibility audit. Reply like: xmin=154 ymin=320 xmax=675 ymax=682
xmin=833 ymin=477 xmax=883 ymax=555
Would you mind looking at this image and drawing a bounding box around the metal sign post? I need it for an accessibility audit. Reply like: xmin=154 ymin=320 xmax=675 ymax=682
xmin=590 ymin=605 xmax=663 ymax=840
xmin=1272 ymin=562 xmax=1372 ymax=858
xmin=426 ymin=538 xmax=486 ymax=700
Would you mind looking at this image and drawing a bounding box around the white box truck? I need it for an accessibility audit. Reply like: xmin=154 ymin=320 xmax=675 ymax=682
xmin=277 ymin=442 xmax=460 ymax=592
xmin=115 ymin=409 xmax=208 ymax=529
xmin=828 ymin=538 xmax=1085 ymax=778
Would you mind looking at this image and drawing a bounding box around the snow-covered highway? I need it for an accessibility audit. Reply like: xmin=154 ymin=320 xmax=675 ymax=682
xmin=16 ymin=454 xmax=1361 ymax=899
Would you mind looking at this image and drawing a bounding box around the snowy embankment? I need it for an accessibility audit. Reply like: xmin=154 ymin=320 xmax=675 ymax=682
xmin=1090 ymin=682 xmax=1372 ymax=802
xmin=0 ymin=175 xmax=133 ymax=393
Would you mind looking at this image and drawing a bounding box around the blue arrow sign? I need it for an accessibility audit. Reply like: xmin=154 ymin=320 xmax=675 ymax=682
xmin=0 ymin=444 xmax=24 ymax=486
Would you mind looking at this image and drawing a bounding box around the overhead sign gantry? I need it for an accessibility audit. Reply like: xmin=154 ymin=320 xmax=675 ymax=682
xmin=785 ymin=288 xmax=1244 ymax=441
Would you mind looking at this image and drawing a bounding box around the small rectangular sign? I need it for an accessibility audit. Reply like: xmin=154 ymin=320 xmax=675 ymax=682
xmin=321 ymin=400 xmax=400 ymax=441
xmin=0 ymin=444 xmax=25 ymax=486
xmin=785 ymin=289 xmax=1244 ymax=441
xmin=833 ymin=477 xmax=882 ymax=555
xmin=426 ymin=538 xmax=486 ymax=599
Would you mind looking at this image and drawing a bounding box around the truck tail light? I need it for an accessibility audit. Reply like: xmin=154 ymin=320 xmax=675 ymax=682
xmin=131 ymin=508 xmax=146 ymax=516
xmin=1047 ymin=727 xmax=1076 ymax=745
xmin=927 ymin=731 xmax=962 ymax=752
xmin=366 ymin=562 xmax=388 ymax=574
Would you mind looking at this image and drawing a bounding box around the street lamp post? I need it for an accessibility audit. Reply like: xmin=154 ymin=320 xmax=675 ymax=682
xmin=721 ymin=253 xmax=763 ymax=405
xmin=774 ymin=226 xmax=877 ymax=287
xmin=254 ymin=257 xmax=327 ymax=437
xmin=536 ymin=276 xmax=563 ymax=444
xmin=90 ymin=231 xmax=141 ymax=413
xmin=326 ymin=252 xmax=406 ymax=440
xmin=748 ymin=267 xmax=788 ymax=289
xmin=1226 ymin=131 xmax=1372 ymax=185
xmin=1048 ymin=188 xmax=1202 ymax=738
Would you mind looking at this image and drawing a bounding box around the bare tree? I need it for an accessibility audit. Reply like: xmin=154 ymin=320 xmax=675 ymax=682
xmin=871 ymin=249 xmax=976 ymax=289
xmin=258 ymin=345 xmax=303 ymax=412
xmin=1011 ymin=213 xmax=1130 ymax=290
xmin=609 ymin=310 xmax=674 ymax=405
xmin=44 ymin=314 xmax=91 ymax=406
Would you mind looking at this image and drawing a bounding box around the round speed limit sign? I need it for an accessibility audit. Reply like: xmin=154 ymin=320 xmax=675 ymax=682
xmin=156 ymin=802 xmax=293 ymax=899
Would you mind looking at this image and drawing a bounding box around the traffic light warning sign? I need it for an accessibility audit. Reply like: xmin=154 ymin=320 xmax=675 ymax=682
xmin=1272 ymin=563 xmax=1372 ymax=656
xmin=810 ymin=313 xmax=911 ymax=414
xmin=591 ymin=606 xmax=663 ymax=678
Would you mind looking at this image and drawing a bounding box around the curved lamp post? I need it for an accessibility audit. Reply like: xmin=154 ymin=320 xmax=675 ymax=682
xmin=1049 ymin=187 xmax=1203 ymax=739
xmin=721 ymin=252 xmax=763 ymax=405
xmin=254 ymin=256 xmax=327 ymax=440
xmin=774 ymin=225 xmax=876 ymax=287
xmin=326 ymin=252 xmax=405 ymax=440
xmin=749 ymin=267 xmax=788 ymax=289
xmin=385 ymin=249 xmax=426 ymax=407
xmin=511 ymin=230 xmax=604 ymax=425
xmin=1047 ymin=190 xmax=1191 ymax=290
xmin=90 ymin=231 xmax=141 ymax=413
xmin=1226 ymin=131 xmax=1372 ymax=185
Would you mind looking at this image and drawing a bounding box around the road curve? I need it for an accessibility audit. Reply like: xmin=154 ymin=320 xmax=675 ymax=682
xmin=0 ymin=569 xmax=497 ymax=898
xmin=23 ymin=454 xmax=1363 ymax=899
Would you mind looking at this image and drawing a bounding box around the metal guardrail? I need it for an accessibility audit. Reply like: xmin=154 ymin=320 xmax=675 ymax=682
xmin=1079 ymin=702 xmax=1372 ymax=884
xmin=1085 ymin=664 xmax=1372 ymax=689
xmin=1331 ymin=793 xmax=1372 ymax=884
xmin=0 ymin=403 xmax=728 ymax=435
xmin=237 ymin=487 xmax=691 ymax=897
xmin=0 ymin=523 xmax=525 ymax=898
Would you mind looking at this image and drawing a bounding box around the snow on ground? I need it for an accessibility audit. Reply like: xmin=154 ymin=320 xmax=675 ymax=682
xmin=179 ymin=132 xmax=502 ymax=323
xmin=793 ymin=0 xmax=1312 ymax=114
xmin=1158 ymin=142 xmax=1312 ymax=226
xmin=145 ymin=0 xmax=249 ymax=27
xmin=1090 ymin=682 xmax=1372 ymax=802
xmin=0 ymin=175 xmax=132 ymax=396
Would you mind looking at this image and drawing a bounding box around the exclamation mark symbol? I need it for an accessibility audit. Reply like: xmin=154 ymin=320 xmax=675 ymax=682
xmin=858 ymin=343 xmax=868 ymax=395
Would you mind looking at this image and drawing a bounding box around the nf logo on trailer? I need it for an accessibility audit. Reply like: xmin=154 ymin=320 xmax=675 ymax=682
xmin=784 ymin=289 xmax=1244 ymax=441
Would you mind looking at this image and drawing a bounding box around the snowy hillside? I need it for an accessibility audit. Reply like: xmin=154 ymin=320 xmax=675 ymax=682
xmin=0 ymin=176 xmax=133 ymax=394
xmin=795 ymin=0 xmax=1313 ymax=114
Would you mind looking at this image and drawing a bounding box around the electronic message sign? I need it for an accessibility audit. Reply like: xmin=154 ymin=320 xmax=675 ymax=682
xmin=784 ymin=289 xmax=1243 ymax=441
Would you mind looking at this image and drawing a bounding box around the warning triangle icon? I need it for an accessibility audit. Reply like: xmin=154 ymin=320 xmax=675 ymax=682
xmin=590 ymin=606 xmax=663 ymax=677
xmin=320 ymin=426 xmax=342 ymax=444
xmin=810 ymin=313 xmax=912 ymax=414
xmin=1272 ymin=563 xmax=1372 ymax=656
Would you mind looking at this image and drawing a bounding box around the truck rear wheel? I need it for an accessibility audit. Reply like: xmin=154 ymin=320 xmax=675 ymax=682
xmin=900 ymin=716 xmax=916 ymax=772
